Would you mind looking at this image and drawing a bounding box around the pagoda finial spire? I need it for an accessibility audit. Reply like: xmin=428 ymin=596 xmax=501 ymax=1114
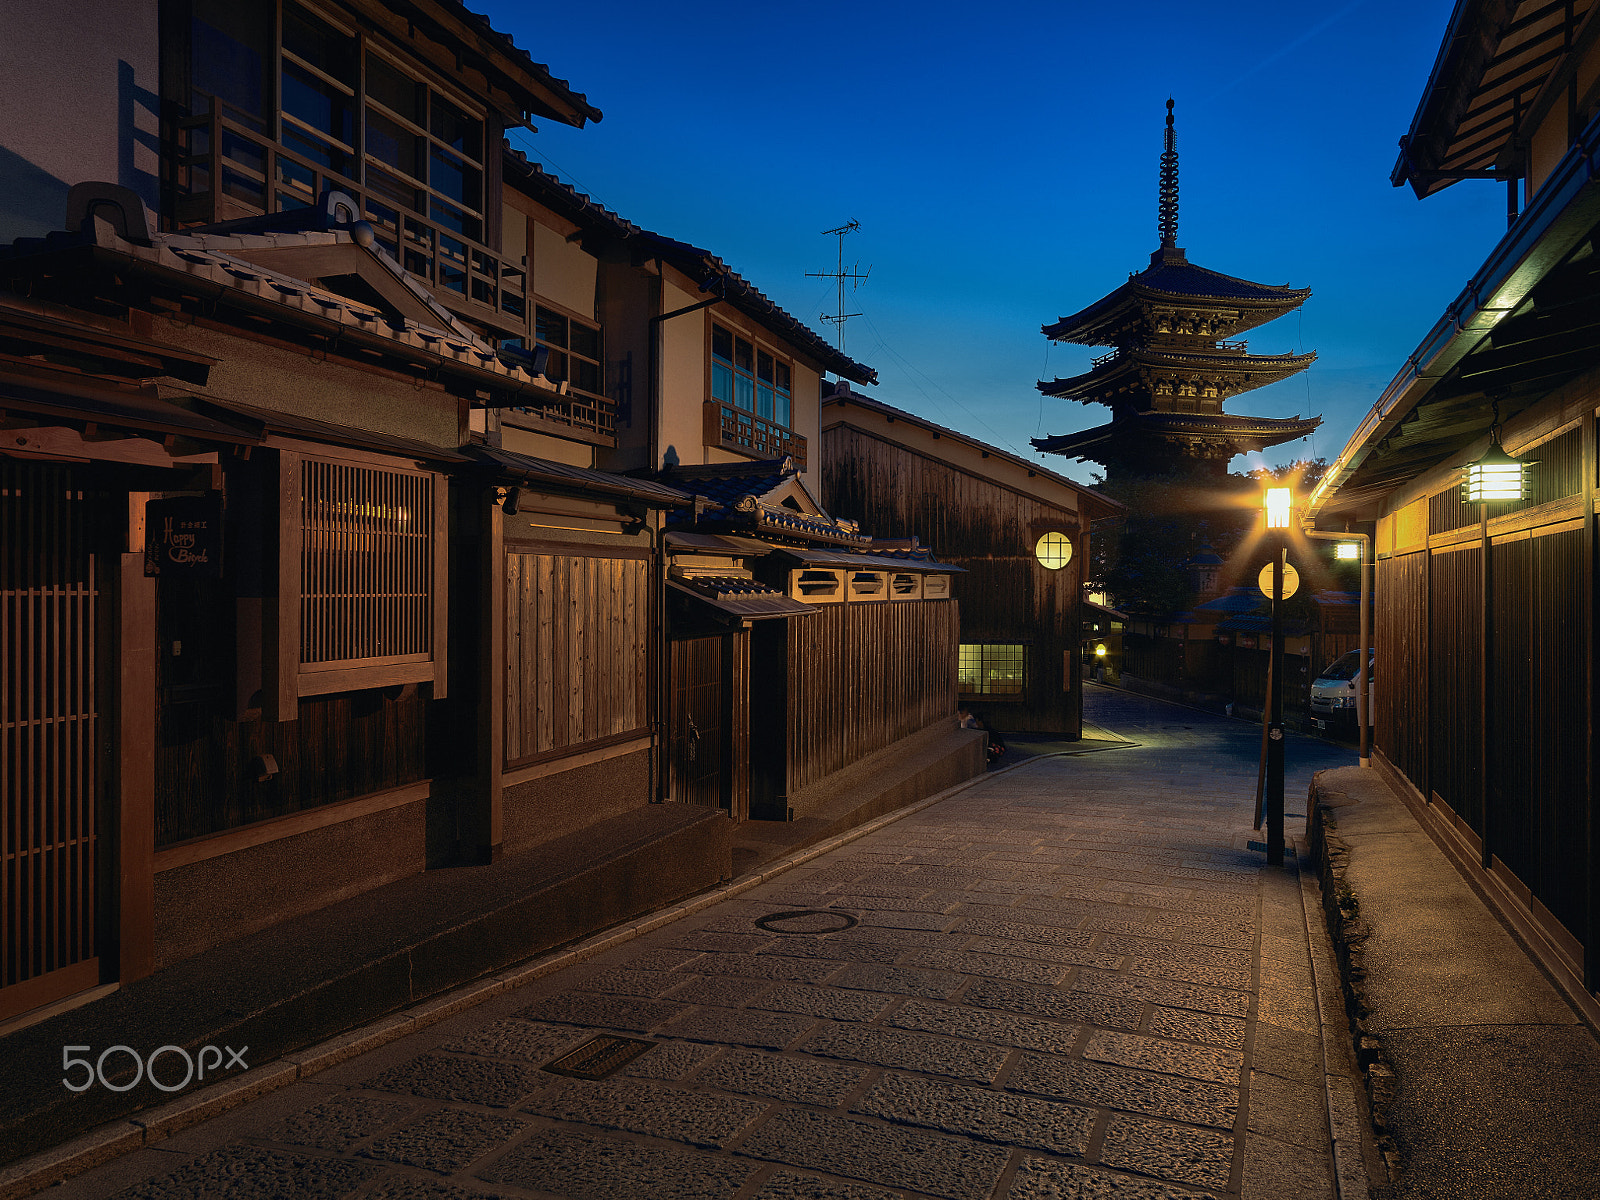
xmin=1159 ymin=98 xmax=1179 ymax=249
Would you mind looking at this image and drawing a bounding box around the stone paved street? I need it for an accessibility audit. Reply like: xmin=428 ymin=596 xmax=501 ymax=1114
xmin=49 ymin=688 xmax=1359 ymax=1200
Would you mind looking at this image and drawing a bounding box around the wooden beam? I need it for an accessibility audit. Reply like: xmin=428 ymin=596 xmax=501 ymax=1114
xmin=116 ymin=552 xmax=155 ymax=984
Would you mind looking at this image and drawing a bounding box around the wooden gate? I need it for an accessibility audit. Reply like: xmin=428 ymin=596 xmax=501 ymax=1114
xmin=670 ymin=636 xmax=723 ymax=810
xmin=2 ymin=462 xmax=103 ymax=1021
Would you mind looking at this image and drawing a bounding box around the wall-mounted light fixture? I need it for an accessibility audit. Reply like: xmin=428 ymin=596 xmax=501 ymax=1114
xmin=1461 ymin=434 xmax=1531 ymax=502
xmin=1335 ymin=542 xmax=1360 ymax=561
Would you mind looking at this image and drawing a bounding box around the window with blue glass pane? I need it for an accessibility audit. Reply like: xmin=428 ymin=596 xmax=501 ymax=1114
xmin=711 ymin=323 xmax=793 ymax=427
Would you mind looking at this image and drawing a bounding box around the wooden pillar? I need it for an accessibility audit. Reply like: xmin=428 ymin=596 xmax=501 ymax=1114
xmin=1584 ymin=403 xmax=1597 ymax=993
xmin=115 ymin=498 xmax=156 ymax=982
xmin=471 ymin=491 xmax=505 ymax=862
xmin=1480 ymin=500 xmax=1494 ymax=871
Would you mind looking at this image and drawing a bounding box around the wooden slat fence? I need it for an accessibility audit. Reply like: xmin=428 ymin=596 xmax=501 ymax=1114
xmin=504 ymin=552 xmax=649 ymax=765
xmin=1 ymin=462 xmax=99 ymax=1014
xmin=786 ymin=599 xmax=958 ymax=794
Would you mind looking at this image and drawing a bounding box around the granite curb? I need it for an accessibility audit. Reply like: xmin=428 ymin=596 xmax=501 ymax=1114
xmin=1306 ymin=777 xmax=1401 ymax=1183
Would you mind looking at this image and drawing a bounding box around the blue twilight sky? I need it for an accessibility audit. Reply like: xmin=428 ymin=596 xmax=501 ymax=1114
xmin=490 ymin=0 xmax=1502 ymax=486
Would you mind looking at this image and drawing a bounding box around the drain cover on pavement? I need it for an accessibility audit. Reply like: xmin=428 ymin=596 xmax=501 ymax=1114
xmin=542 ymin=1035 xmax=657 ymax=1080
xmin=754 ymin=909 xmax=859 ymax=934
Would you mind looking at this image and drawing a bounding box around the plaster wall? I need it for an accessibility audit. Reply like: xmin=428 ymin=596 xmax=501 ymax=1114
xmin=158 ymin=317 xmax=460 ymax=447
xmin=0 ymin=0 xmax=159 ymax=240
xmin=502 ymin=749 xmax=652 ymax=856
xmin=531 ymin=220 xmax=598 ymax=319
xmin=501 ymin=425 xmax=595 ymax=467
xmin=658 ymin=275 xmax=707 ymax=469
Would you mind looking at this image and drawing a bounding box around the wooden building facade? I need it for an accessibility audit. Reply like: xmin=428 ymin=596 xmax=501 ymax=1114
xmin=820 ymin=385 xmax=1122 ymax=736
xmin=0 ymin=0 xmax=979 ymax=1033
xmin=0 ymin=0 xmax=721 ymax=1027
xmin=1310 ymin=0 xmax=1600 ymax=1016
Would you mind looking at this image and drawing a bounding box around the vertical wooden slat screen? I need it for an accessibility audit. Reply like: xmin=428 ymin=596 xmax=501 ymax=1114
xmin=786 ymin=598 xmax=959 ymax=794
xmin=503 ymin=552 xmax=651 ymax=766
xmin=1375 ymin=551 xmax=1429 ymax=794
xmin=300 ymin=460 xmax=434 ymax=666
xmin=2 ymin=462 xmax=100 ymax=1017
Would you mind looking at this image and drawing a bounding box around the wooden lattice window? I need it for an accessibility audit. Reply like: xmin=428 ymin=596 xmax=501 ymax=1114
xmin=270 ymin=449 xmax=447 ymax=717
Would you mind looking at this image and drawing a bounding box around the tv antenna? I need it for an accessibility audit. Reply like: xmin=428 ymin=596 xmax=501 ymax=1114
xmin=806 ymin=220 xmax=870 ymax=351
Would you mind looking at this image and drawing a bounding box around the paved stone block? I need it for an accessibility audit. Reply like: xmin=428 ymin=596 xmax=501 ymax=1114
xmin=1099 ymin=936 xmax=1251 ymax=969
xmin=698 ymin=1047 xmax=870 ymax=1106
xmin=889 ymin=999 xmax=1082 ymax=1055
xmin=736 ymin=1108 xmax=1010 ymax=1200
xmin=1008 ymin=1054 xmax=1237 ymax=1129
xmin=670 ymin=930 xmax=781 ymax=954
xmin=1147 ymin=917 xmax=1255 ymax=949
xmin=1146 ymin=1007 xmax=1246 ymax=1049
xmin=365 ymin=1052 xmax=548 ymax=1106
xmin=957 ymin=918 xmax=1094 ymax=946
xmin=1245 ymin=1070 xmax=1326 ymax=1149
xmin=662 ymin=974 xmax=775 ymax=1007
xmin=800 ymin=1024 xmax=1007 ymax=1082
xmin=902 ymin=947 xmax=1069 ymax=985
xmin=1248 ymin=1021 xmax=1320 ymax=1086
xmin=621 ymin=1039 xmax=721 ymax=1080
xmin=442 ymin=1018 xmax=589 ymax=1063
xmin=761 ymin=937 xmax=904 ymax=964
xmin=829 ymin=962 xmax=966 ymax=999
xmin=266 ymin=1095 xmax=415 ymax=1151
xmin=620 ymin=947 xmax=709 ymax=972
xmin=1007 ymin=1156 xmax=1215 ymax=1199
xmin=1128 ymin=956 xmax=1253 ymax=991
xmin=524 ymin=1076 xmax=768 ymax=1148
xmin=478 ymin=1126 xmax=756 ymax=1198
xmin=689 ymin=952 xmax=845 ymax=982
xmin=1100 ymin=1113 xmax=1233 ymax=1189
xmin=361 ymin=1107 xmax=528 ymax=1173
xmin=1240 ymin=1130 xmax=1333 ymax=1200
xmin=962 ymin=934 xmax=1123 ymax=969
xmin=749 ymin=1168 xmax=903 ymax=1199
xmin=113 ymin=1145 xmax=380 ymax=1200
xmin=1072 ymin=968 xmax=1250 ymax=1017
xmin=753 ymin=983 xmax=896 ymax=1022
xmin=855 ymin=910 xmax=957 ymax=931
xmin=1084 ymin=1031 xmax=1243 ymax=1086
xmin=964 ymin=877 xmax=1064 ymax=896
xmin=855 ymin=1072 xmax=1093 ymax=1155
xmin=579 ymin=967 xmax=683 ymax=997
xmin=664 ymin=1005 xmax=818 ymax=1049
xmin=516 ymin=992 xmax=687 ymax=1032
xmin=825 ymin=896 xmax=952 ymax=913
xmin=966 ymin=978 xmax=1144 ymax=1030
xmin=362 ymin=1178 xmax=502 ymax=1200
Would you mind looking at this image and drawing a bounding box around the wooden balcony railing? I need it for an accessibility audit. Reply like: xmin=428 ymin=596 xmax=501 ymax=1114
xmin=703 ymin=401 xmax=806 ymax=468
xmin=172 ymin=111 xmax=527 ymax=337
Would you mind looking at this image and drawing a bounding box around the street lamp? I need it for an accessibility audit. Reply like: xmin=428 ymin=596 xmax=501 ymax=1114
xmin=1261 ymin=485 xmax=1292 ymax=868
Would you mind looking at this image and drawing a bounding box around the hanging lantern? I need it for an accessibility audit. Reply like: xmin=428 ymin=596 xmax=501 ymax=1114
xmin=1461 ymin=432 xmax=1531 ymax=502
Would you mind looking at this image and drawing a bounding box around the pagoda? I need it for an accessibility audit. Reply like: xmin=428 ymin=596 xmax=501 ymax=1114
xmin=1032 ymin=101 xmax=1319 ymax=484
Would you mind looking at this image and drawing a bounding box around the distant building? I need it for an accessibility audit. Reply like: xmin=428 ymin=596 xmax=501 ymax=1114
xmin=820 ymin=384 xmax=1122 ymax=736
xmin=1310 ymin=0 xmax=1600 ymax=1014
xmin=1032 ymin=102 xmax=1319 ymax=486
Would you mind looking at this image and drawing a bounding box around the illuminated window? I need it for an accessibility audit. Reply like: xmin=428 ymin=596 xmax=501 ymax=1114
xmin=958 ymin=643 xmax=1025 ymax=696
xmin=1035 ymin=531 xmax=1073 ymax=570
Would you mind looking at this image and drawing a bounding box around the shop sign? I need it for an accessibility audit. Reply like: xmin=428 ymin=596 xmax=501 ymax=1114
xmin=145 ymin=495 xmax=223 ymax=577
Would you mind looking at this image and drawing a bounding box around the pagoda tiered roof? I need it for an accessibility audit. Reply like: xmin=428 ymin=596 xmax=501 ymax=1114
xmin=1038 ymin=343 xmax=1317 ymax=407
xmin=1032 ymin=410 xmax=1323 ymax=462
xmin=1042 ymin=247 xmax=1312 ymax=346
xmin=1031 ymin=102 xmax=1320 ymax=481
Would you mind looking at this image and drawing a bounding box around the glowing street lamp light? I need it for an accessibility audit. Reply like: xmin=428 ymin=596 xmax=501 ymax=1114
xmin=1264 ymin=487 xmax=1294 ymax=530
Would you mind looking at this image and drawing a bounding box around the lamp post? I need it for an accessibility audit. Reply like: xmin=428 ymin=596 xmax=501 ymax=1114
xmin=1262 ymin=487 xmax=1294 ymax=867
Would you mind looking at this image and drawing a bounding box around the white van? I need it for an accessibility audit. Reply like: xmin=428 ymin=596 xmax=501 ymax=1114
xmin=1309 ymin=650 xmax=1374 ymax=731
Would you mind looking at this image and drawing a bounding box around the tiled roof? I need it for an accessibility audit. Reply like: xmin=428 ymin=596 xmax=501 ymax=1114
xmin=468 ymin=444 xmax=691 ymax=507
xmin=431 ymin=1 xmax=602 ymax=126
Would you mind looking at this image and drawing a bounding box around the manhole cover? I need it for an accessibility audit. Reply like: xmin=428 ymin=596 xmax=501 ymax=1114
xmin=754 ymin=909 xmax=859 ymax=934
xmin=542 ymin=1035 xmax=656 ymax=1080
